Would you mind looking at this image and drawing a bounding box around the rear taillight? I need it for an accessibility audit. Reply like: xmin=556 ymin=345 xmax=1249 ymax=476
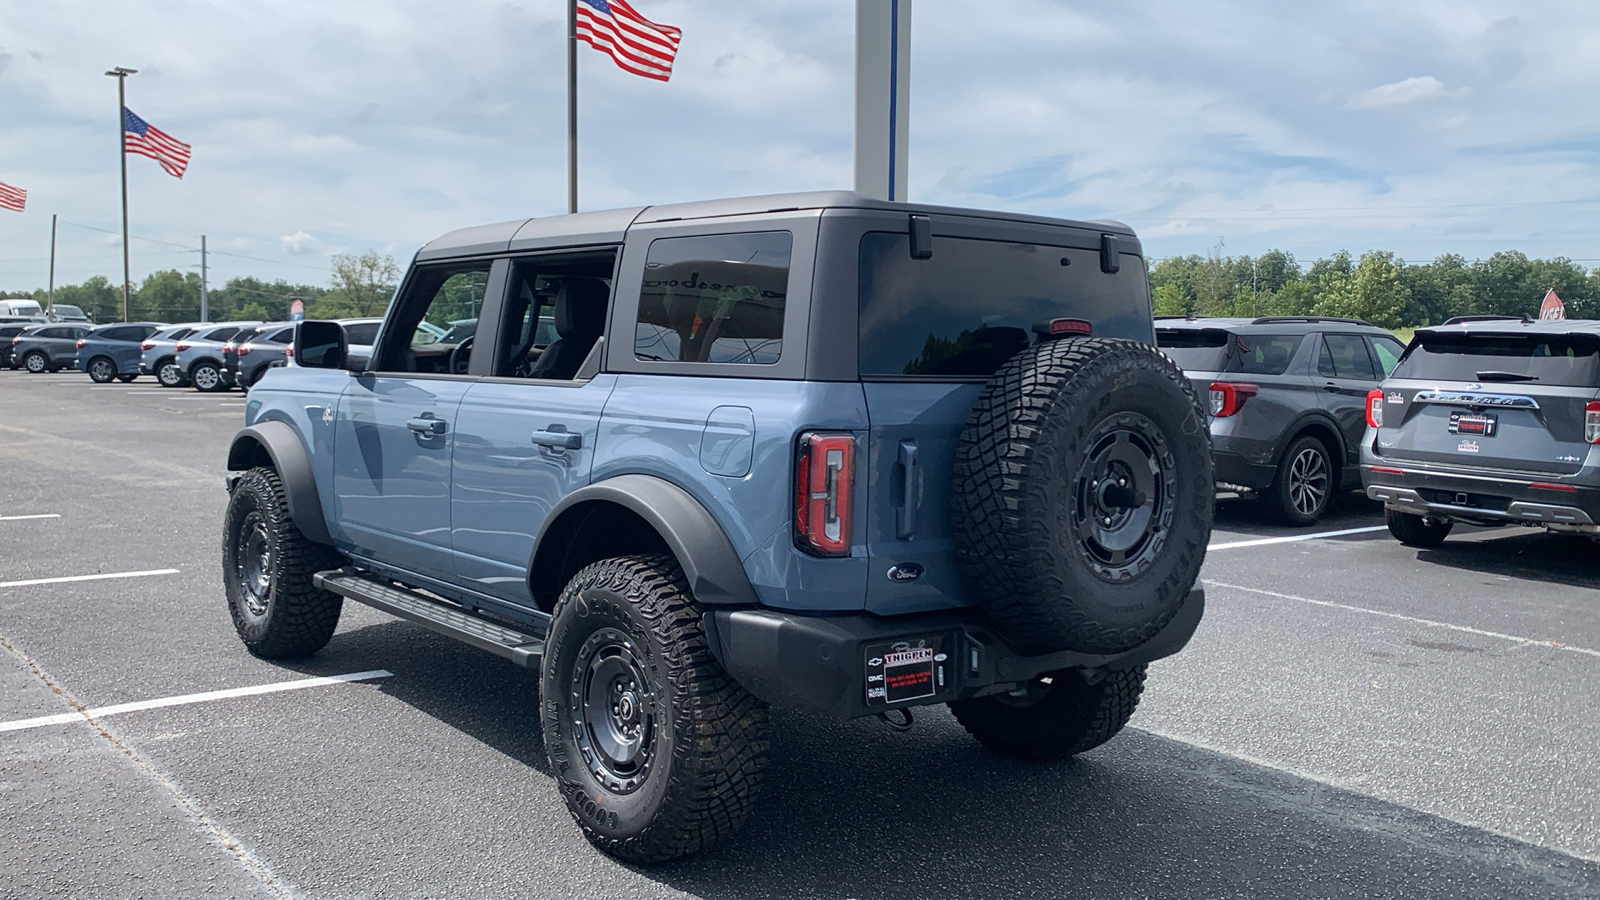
xmin=1366 ymin=389 xmax=1385 ymax=428
xmin=76 ymin=339 xmax=87 ymax=349
xmin=795 ymin=432 xmax=855 ymax=556
xmin=174 ymin=342 xmax=190 ymax=351
xmin=221 ymin=343 xmax=235 ymax=354
xmin=10 ymin=337 xmax=20 ymax=345
xmin=1586 ymin=401 xmax=1600 ymax=444
xmin=238 ymin=345 xmax=251 ymax=356
xmin=140 ymin=341 xmax=155 ymax=350
xmin=1208 ymin=382 xmax=1259 ymax=417
xmin=285 ymin=346 xmax=294 ymax=358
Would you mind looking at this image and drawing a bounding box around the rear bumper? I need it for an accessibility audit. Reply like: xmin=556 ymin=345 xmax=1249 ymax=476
xmin=1213 ymin=450 xmax=1275 ymax=491
xmin=706 ymin=586 xmax=1204 ymax=720
xmin=1364 ymin=464 xmax=1600 ymax=531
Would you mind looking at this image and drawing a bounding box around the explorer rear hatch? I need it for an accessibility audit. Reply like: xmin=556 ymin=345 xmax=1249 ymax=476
xmin=1377 ymin=326 xmax=1600 ymax=476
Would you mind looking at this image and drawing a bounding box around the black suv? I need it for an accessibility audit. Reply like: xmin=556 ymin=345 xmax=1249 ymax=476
xmin=1364 ymin=318 xmax=1600 ymax=546
xmin=1158 ymin=316 xmax=1405 ymax=524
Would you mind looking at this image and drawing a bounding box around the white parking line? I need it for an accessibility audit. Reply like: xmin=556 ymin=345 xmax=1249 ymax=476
xmin=0 ymin=568 xmax=179 ymax=589
xmin=1208 ymin=525 xmax=1389 ymax=551
xmin=0 ymin=514 xmax=61 ymax=522
xmin=1209 ymin=580 xmax=1600 ymax=659
xmin=0 ymin=669 xmax=394 ymax=734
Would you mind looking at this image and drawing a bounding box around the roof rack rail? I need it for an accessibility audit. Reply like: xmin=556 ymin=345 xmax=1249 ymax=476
xmin=1440 ymin=315 xmax=1525 ymax=325
xmin=1152 ymin=314 xmax=1200 ymax=321
xmin=1249 ymin=316 xmax=1372 ymax=326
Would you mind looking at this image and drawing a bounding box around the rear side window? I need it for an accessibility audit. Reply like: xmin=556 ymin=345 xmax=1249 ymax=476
xmin=203 ymin=327 xmax=241 ymax=342
xmin=1232 ymin=333 xmax=1304 ymax=376
xmin=268 ymin=327 xmax=294 ymax=344
xmin=165 ymin=327 xmax=194 ymax=340
xmin=1370 ymin=336 xmax=1405 ymax=376
xmin=1317 ymin=334 xmax=1377 ymax=380
xmin=858 ymin=232 xmax=1153 ymax=378
xmin=344 ymin=322 xmax=381 ymax=345
xmin=634 ymin=232 xmax=790 ymax=364
xmin=1157 ymin=328 xmax=1229 ymax=372
xmin=1393 ymin=332 xmax=1600 ymax=387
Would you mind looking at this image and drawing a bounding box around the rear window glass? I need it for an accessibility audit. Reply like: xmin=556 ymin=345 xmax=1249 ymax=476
xmin=1393 ymin=333 xmax=1600 ymax=387
xmin=1232 ymin=333 xmax=1304 ymax=376
xmin=858 ymin=232 xmax=1153 ymax=378
xmin=202 ymin=327 xmax=241 ymax=342
xmin=1157 ymin=329 xmax=1229 ymax=371
xmin=635 ymin=232 xmax=790 ymax=365
xmin=345 ymin=322 xmax=381 ymax=345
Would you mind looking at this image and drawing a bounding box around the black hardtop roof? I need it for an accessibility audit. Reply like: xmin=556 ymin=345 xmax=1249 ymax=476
xmin=417 ymin=190 xmax=1139 ymax=262
xmin=1155 ymin=315 xmax=1387 ymax=334
xmin=1416 ymin=318 xmax=1600 ymax=339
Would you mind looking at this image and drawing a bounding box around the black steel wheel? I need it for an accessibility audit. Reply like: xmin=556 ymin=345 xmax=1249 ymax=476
xmin=542 ymin=554 xmax=768 ymax=864
xmin=222 ymin=467 xmax=345 ymax=658
xmin=1266 ymin=435 xmax=1333 ymax=525
xmin=88 ymin=357 xmax=117 ymax=383
xmin=1071 ymin=415 xmax=1176 ymax=582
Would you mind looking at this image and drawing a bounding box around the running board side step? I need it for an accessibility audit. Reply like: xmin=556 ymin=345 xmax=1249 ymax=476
xmin=313 ymin=568 xmax=545 ymax=668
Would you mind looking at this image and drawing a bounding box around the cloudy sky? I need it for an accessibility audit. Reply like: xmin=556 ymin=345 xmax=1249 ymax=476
xmin=2 ymin=0 xmax=1597 ymax=291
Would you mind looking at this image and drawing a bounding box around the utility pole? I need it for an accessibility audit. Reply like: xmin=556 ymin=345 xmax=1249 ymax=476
xmin=47 ymin=214 xmax=57 ymax=313
xmin=854 ymin=0 xmax=912 ymax=201
xmin=200 ymin=234 xmax=209 ymax=322
xmin=105 ymin=66 xmax=137 ymax=322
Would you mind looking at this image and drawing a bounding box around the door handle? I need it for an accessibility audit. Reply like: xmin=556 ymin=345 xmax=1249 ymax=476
xmin=408 ymin=416 xmax=447 ymax=436
xmin=895 ymin=440 xmax=920 ymax=539
xmin=532 ymin=427 xmax=582 ymax=450
xmin=1323 ymin=382 xmax=1340 ymax=393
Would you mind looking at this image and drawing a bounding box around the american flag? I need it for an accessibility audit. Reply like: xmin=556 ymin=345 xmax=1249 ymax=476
xmin=0 ymin=180 xmax=24 ymax=213
xmin=123 ymin=107 xmax=192 ymax=179
xmin=575 ymin=0 xmax=682 ymax=82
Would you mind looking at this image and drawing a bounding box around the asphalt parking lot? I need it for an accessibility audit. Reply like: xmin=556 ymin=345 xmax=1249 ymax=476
xmin=2 ymin=368 xmax=1597 ymax=899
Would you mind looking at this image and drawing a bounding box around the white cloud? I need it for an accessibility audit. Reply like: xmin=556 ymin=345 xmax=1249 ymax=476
xmin=1345 ymin=75 xmax=1469 ymax=109
xmin=279 ymin=231 xmax=325 ymax=255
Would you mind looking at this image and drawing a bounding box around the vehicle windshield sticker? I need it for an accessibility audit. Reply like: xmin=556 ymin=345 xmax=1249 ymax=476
xmin=1457 ymin=440 xmax=1480 ymax=453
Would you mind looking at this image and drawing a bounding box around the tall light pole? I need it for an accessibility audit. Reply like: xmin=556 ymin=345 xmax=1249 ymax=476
xmin=105 ymin=66 xmax=137 ymax=322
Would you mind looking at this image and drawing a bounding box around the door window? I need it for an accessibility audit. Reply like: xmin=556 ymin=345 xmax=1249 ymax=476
xmin=494 ymin=251 xmax=616 ymax=379
xmin=635 ymin=232 xmax=789 ymax=365
xmin=372 ymin=264 xmax=492 ymax=374
xmin=1320 ymin=334 xmax=1379 ymax=380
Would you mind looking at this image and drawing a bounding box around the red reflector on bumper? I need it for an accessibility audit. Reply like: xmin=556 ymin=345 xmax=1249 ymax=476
xmin=1370 ymin=466 xmax=1405 ymax=475
xmin=1528 ymin=482 xmax=1577 ymax=492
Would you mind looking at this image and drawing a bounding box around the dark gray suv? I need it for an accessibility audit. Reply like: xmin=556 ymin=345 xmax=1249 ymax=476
xmin=11 ymin=323 xmax=93 ymax=373
xmin=1158 ymin=316 xmax=1405 ymax=524
xmin=1364 ymin=319 xmax=1600 ymax=546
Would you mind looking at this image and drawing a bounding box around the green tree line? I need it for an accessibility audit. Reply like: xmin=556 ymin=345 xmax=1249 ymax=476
xmin=1151 ymin=246 xmax=1595 ymax=328
xmin=0 ymin=251 xmax=400 ymax=324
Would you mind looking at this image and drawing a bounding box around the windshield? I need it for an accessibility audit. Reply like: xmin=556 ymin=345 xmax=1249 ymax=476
xmin=1393 ymin=332 xmax=1600 ymax=388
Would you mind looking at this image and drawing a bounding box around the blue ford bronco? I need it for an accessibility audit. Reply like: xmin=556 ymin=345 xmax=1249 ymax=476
xmin=223 ymin=191 xmax=1213 ymax=863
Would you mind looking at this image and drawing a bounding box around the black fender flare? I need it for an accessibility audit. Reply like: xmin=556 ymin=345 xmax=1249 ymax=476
xmin=529 ymin=474 xmax=758 ymax=607
xmin=226 ymin=420 xmax=333 ymax=546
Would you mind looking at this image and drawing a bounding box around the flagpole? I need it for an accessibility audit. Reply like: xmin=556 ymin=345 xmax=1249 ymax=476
xmin=106 ymin=66 xmax=137 ymax=322
xmin=567 ymin=0 xmax=578 ymax=214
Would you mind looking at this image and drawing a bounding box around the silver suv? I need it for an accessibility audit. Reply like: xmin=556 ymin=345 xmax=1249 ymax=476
xmin=1363 ymin=318 xmax=1600 ymax=545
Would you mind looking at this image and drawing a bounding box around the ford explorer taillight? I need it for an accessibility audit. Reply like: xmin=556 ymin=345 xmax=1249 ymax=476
xmin=1208 ymin=382 xmax=1258 ymax=417
xmin=140 ymin=340 xmax=155 ymax=350
xmin=175 ymin=342 xmax=190 ymax=351
xmin=795 ymin=432 xmax=854 ymax=556
xmin=1586 ymin=401 xmax=1600 ymax=444
xmin=1366 ymin=389 xmax=1384 ymax=428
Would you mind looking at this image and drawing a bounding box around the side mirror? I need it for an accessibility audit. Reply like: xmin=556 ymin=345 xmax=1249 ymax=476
xmin=295 ymin=320 xmax=348 ymax=370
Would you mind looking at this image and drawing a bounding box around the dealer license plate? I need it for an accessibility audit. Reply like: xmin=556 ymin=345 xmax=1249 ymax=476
xmin=864 ymin=635 xmax=950 ymax=707
xmin=1449 ymin=412 xmax=1498 ymax=437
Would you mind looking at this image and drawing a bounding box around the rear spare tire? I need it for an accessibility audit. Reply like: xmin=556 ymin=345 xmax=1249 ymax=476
xmin=951 ymin=337 xmax=1212 ymax=654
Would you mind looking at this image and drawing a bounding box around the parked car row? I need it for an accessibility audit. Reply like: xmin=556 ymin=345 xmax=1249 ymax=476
xmin=2 ymin=317 xmax=384 ymax=393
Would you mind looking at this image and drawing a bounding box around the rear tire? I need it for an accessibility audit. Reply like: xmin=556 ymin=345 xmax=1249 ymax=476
xmin=156 ymin=359 xmax=185 ymax=387
xmin=23 ymin=351 xmax=47 ymax=374
xmin=117 ymin=374 xmax=138 ymax=383
xmin=191 ymin=360 xmax=226 ymax=392
xmin=950 ymin=665 xmax=1148 ymax=761
xmin=88 ymin=357 xmax=116 ymax=383
xmin=1386 ymin=508 xmax=1452 ymax=547
xmin=542 ymin=554 xmax=769 ymax=864
xmin=1265 ymin=435 xmax=1334 ymax=526
xmin=222 ymin=467 xmax=345 ymax=658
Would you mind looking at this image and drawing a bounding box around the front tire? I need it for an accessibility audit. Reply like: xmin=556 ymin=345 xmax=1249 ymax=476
xmin=222 ymin=467 xmax=345 ymax=658
xmin=191 ymin=360 xmax=226 ymax=392
xmin=542 ymin=554 xmax=769 ymax=864
xmin=950 ymin=665 xmax=1147 ymax=761
xmin=88 ymin=357 xmax=117 ymax=383
xmin=1265 ymin=435 xmax=1333 ymax=525
xmin=1386 ymin=508 xmax=1452 ymax=547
